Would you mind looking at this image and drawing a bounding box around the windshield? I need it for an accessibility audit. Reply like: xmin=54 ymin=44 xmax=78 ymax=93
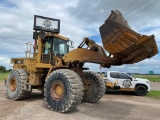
xmin=53 ymin=37 xmax=68 ymax=55
xmin=44 ymin=37 xmax=69 ymax=56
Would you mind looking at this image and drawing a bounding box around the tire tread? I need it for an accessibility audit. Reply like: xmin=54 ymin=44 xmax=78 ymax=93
xmin=44 ymin=69 xmax=84 ymax=113
xmin=82 ymin=71 xmax=105 ymax=103
xmin=6 ymin=69 xmax=31 ymax=100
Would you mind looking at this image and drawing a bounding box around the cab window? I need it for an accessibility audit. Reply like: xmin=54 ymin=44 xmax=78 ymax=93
xmin=44 ymin=39 xmax=52 ymax=54
xmin=53 ymin=37 xmax=68 ymax=55
xmin=119 ymin=73 xmax=132 ymax=79
xmin=110 ymin=72 xmax=119 ymax=78
xmin=43 ymin=37 xmax=69 ymax=56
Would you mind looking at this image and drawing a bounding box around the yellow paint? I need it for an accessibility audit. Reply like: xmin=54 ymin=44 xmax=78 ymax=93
xmin=56 ymin=85 xmax=64 ymax=96
xmin=106 ymin=82 xmax=114 ymax=88
xmin=37 ymin=37 xmax=43 ymax=63
xmin=45 ymin=32 xmax=68 ymax=41
xmin=114 ymin=79 xmax=118 ymax=85
xmin=53 ymin=33 xmax=68 ymax=41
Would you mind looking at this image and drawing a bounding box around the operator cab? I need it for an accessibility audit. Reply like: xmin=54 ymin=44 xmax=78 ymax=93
xmin=42 ymin=36 xmax=69 ymax=64
xmin=33 ymin=33 xmax=71 ymax=65
xmin=33 ymin=15 xmax=71 ymax=64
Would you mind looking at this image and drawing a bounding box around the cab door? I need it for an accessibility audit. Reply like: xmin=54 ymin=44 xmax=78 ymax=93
xmin=118 ymin=73 xmax=133 ymax=89
xmin=108 ymin=72 xmax=119 ymax=85
xmin=42 ymin=38 xmax=53 ymax=64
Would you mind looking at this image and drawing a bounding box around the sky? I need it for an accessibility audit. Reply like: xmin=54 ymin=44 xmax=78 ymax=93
xmin=0 ymin=0 xmax=160 ymax=74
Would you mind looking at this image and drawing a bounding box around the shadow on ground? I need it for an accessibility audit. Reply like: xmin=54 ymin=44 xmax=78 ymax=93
xmin=105 ymin=91 xmax=135 ymax=96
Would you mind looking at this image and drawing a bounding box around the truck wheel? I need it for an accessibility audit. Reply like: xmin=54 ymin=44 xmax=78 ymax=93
xmin=44 ymin=69 xmax=84 ymax=113
xmin=6 ymin=69 xmax=31 ymax=100
xmin=82 ymin=71 xmax=105 ymax=103
xmin=135 ymin=85 xmax=147 ymax=96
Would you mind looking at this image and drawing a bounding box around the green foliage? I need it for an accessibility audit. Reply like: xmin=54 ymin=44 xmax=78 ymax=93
xmin=147 ymin=90 xmax=160 ymax=99
xmin=0 ymin=66 xmax=6 ymax=73
xmin=133 ymin=75 xmax=160 ymax=82
xmin=0 ymin=72 xmax=9 ymax=81
xmin=6 ymin=69 xmax=12 ymax=72
xmin=0 ymin=66 xmax=12 ymax=73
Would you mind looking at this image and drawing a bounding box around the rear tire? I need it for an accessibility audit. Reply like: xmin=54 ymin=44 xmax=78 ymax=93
xmin=6 ymin=69 xmax=31 ymax=100
xmin=135 ymin=85 xmax=147 ymax=96
xmin=82 ymin=71 xmax=105 ymax=103
xmin=44 ymin=69 xmax=84 ymax=113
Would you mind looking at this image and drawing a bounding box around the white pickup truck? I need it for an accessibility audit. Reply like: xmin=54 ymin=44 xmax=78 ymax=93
xmin=103 ymin=71 xmax=151 ymax=96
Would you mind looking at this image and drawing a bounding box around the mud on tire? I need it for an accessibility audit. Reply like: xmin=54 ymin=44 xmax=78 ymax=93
xmin=44 ymin=69 xmax=84 ymax=113
xmin=6 ymin=69 xmax=31 ymax=100
xmin=82 ymin=71 xmax=105 ymax=103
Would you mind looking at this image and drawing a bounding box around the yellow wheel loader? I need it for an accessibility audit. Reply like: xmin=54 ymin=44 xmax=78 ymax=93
xmin=5 ymin=10 xmax=158 ymax=113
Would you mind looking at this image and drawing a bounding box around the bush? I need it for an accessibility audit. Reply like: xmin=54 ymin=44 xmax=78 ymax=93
xmin=0 ymin=66 xmax=6 ymax=73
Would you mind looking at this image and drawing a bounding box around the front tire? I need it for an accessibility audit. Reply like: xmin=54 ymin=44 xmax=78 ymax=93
xmin=44 ymin=69 xmax=84 ymax=113
xmin=82 ymin=71 xmax=105 ymax=103
xmin=6 ymin=69 xmax=31 ymax=100
xmin=135 ymin=85 xmax=147 ymax=96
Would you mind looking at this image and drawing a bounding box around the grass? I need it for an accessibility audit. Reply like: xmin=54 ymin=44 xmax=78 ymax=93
xmin=0 ymin=72 xmax=9 ymax=81
xmin=133 ymin=75 xmax=160 ymax=82
xmin=147 ymin=90 xmax=160 ymax=99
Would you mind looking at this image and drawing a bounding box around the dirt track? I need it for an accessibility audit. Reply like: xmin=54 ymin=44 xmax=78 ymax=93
xmin=0 ymin=81 xmax=160 ymax=120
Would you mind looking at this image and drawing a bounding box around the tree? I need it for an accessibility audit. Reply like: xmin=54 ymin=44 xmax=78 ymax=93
xmin=6 ymin=69 xmax=12 ymax=72
xmin=0 ymin=66 xmax=6 ymax=73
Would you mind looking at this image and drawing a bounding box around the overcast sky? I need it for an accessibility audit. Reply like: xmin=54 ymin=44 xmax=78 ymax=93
xmin=0 ymin=0 xmax=160 ymax=74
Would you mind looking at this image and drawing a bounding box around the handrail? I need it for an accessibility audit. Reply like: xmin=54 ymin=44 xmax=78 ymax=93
xmin=26 ymin=42 xmax=34 ymax=59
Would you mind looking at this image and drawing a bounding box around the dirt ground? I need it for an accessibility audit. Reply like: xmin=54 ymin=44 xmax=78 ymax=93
xmin=0 ymin=81 xmax=160 ymax=120
xmin=150 ymin=82 xmax=160 ymax=91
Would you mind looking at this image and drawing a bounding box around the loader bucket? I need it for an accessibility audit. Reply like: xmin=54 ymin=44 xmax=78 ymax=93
xmin=99 ymin=10 xmax=158 ymax=64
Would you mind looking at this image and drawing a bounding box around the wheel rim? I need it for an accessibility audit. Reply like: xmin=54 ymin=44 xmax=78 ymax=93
xmin=138 ymin=87 xmax=146 ymax=95
xmin=50 ymin=80 xmax=65 ymax=101
xmin=10 ymin=77 xmax=17 ymax=92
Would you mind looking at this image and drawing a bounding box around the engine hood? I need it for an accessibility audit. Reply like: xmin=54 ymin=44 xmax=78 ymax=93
xmin=135 ymin=78 xmax=149 ymax=82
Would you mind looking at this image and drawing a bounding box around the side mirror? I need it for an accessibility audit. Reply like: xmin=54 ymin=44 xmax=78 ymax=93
xmin=130 ymin=77 xmax=133 ymax=81
xmin=67 ymin=40 xmax=75 ymax=48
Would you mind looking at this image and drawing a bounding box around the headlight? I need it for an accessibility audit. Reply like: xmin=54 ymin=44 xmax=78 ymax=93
xmin=146 ymin=81 xmax=150 ymax=84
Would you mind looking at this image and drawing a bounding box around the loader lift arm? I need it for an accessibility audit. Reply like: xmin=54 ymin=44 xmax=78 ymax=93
xmin=63 ymin=37 xmax=120 ymax=68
